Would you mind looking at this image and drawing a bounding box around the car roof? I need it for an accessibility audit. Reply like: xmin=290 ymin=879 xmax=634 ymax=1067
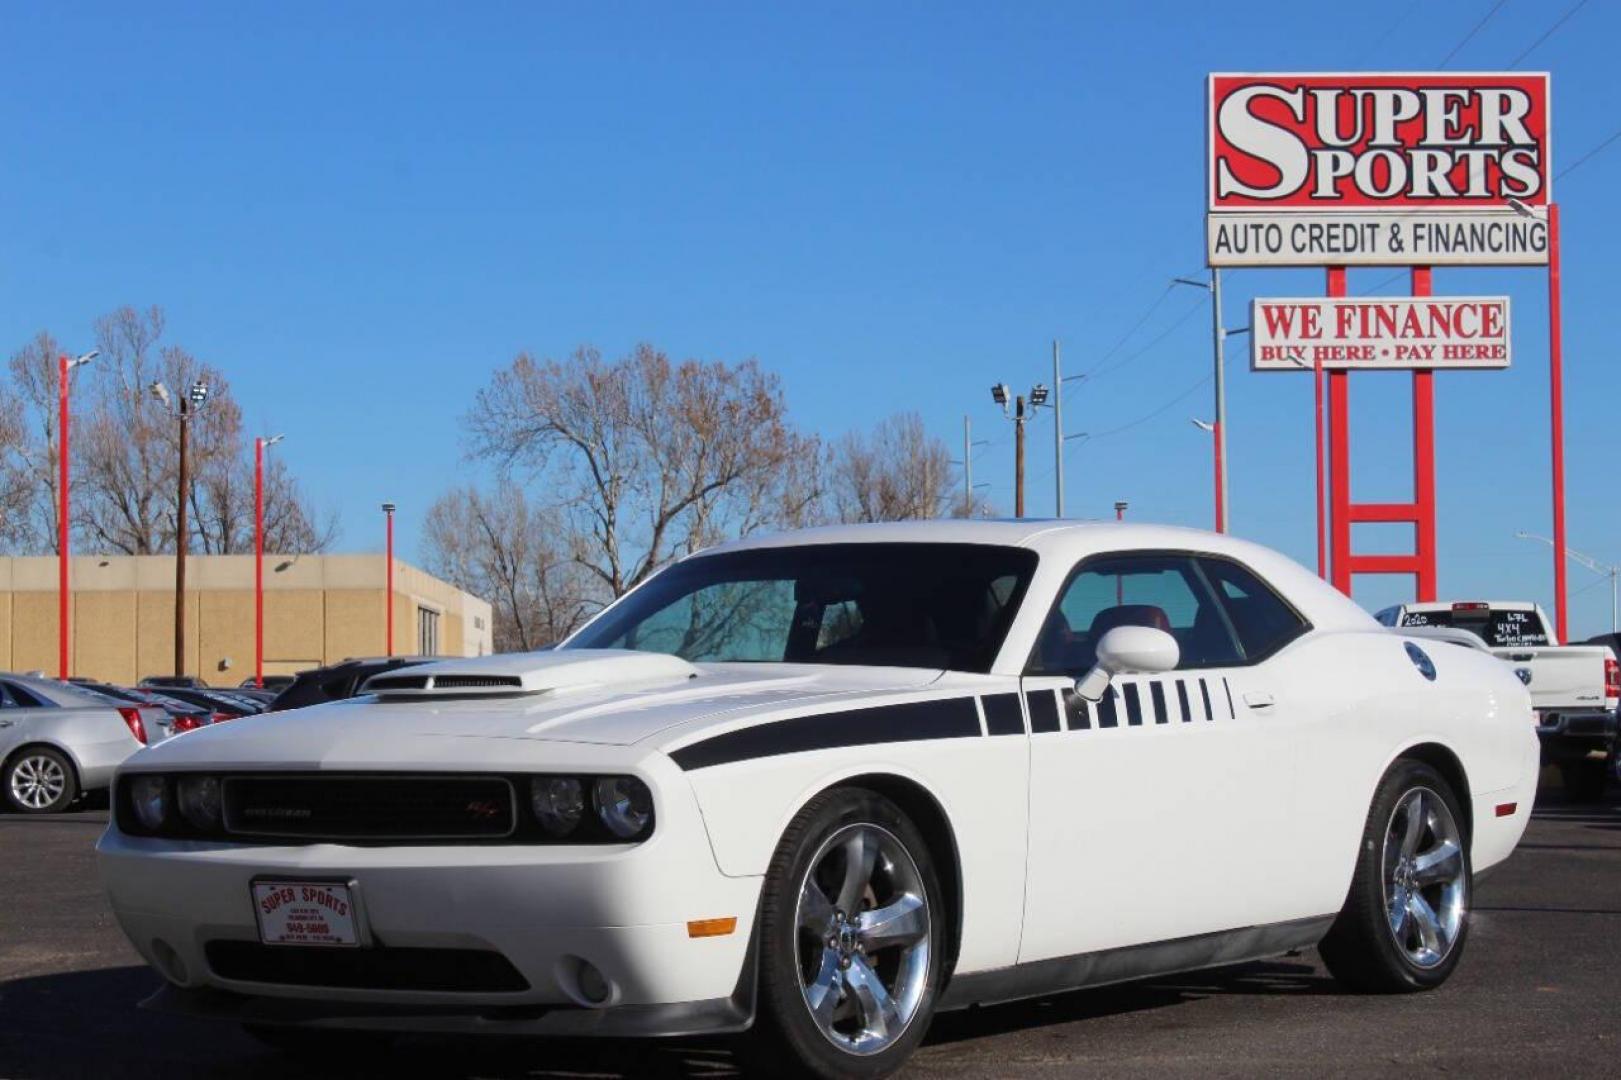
xmin=1399 ymin=600 xmax=1538 ymax=612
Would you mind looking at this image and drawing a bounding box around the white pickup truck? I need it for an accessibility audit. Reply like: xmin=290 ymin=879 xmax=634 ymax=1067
xmin=1376 ymin=600 xmax=1620 ymax=801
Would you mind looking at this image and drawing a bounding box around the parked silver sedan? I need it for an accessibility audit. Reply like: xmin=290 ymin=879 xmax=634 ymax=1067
xmin=0 ymin=675 xmax=154 ymax=814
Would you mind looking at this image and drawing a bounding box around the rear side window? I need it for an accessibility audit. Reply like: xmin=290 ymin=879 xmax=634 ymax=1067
xmin=1029 ymin=553 xmax=1243 ymax=676
xmin=1198 ymin=558 xmax=1310 ymax=661
xmin=1 ymin=682 xmax=50 ymax=708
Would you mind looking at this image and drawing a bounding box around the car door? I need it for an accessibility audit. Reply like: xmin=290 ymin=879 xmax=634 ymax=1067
xmin=1016 ymin=551 xmax=1311 ymax=964
xmin=0 ymin=680 xmax=40 ymax=759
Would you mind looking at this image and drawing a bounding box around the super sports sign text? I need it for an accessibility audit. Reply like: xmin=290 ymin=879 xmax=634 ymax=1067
xmin=1207 ymin=73 xmax=1551 ymax=266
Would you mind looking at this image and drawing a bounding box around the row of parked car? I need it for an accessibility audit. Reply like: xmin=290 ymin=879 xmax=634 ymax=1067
xmin=0 ymin=656 xmax=433 ymax=814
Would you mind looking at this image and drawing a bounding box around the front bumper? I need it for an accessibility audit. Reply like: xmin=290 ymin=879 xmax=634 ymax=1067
xmin=96 ymin=771 xmax=763 ymax=1033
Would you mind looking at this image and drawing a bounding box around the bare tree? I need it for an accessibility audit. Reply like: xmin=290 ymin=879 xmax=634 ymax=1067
xmin=1 ymin=332 xmax=65 ymax=552
xmin=421 ymin=486 xmax=599 ymax=651
xmin=827 ymin=412 xmax=953 ymax=523
xmin=465 ymin=344 xmax=818 ymax=598
xmin=2 ymin=308 xmax=334 ymax=556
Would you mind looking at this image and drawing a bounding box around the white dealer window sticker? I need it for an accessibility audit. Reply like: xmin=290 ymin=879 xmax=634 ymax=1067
xmin=252 ymin=881 xmax=360 ymax=947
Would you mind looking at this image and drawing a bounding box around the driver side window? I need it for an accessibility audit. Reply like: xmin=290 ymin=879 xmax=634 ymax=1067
xmin=1029 ymin=553 xmax=1242 ymax=676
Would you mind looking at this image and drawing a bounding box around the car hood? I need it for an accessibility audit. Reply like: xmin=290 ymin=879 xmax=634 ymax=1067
xmin=131 ymin=649 xmax=948 ymax=768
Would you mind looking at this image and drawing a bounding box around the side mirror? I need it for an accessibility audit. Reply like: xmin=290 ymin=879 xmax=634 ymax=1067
xmin=1075 ymin=625 xmax=1180 ymax=702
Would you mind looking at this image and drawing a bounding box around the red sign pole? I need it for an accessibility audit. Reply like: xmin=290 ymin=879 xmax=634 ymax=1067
xmin=1325 ymin=269 xmax=1348 ymax=591
xmin=1548 ymin=203 xmax=1569 ymax=642
xmin=1411 ymin=268 xmax=1437 ymax=602
xmin=57 ymin=354 xmax=71 ymax=680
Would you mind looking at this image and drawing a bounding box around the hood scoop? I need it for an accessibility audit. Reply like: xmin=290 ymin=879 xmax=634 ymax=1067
xmin=361 ymin=648 xmax=700 ymax=699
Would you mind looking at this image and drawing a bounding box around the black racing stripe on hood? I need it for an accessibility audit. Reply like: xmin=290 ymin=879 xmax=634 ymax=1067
xmin=669 ymin=697 xmax=982 ymax=771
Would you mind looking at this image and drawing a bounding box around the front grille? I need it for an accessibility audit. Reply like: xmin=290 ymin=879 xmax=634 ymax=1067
xmin=222 ymin=775 xmax=516 ymax=841
xmin=205 ymin=941 xmax=529 ymax=992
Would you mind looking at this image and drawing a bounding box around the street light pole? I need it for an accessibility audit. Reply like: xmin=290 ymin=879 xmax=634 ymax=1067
xmin=990 ymin=381 xmax=1048 ymax=521
xmin=56 ymin=350 xmax=97 ymax=679
xmin=1515 ymin=530 xmax=1618 ymax=635
xmin=1174 ymin=273 xmax=1232 ymax=533
xmin=382 ymin=502 xmax=397 ymax=656
xmin=254 ymin=434 xmax=284 ymax=688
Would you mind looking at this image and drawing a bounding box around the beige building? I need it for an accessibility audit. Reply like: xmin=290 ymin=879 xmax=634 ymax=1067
xmin=0 ymin=554 xmax=492 ymax=685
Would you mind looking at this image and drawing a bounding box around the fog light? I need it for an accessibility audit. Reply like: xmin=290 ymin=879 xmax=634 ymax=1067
xmin=577 ymin=960 xmax=610 ymax=1005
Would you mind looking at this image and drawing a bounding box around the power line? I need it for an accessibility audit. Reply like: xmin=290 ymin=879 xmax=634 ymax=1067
xmin=1558 ymin=126 xmax=1621 ymax=181
xmin=1439 ymin=0 xmax=1512 ymax=68
xmin=1508 ymin=0 xmax=1589 ymax=67
xmin=1354 ymin=0 xmax=1423 ymax=66
xmin=1090 ymin=374 xmax=1213 ymax=441
xmin=1086 ymin=284 xmax=1175 ymax=373
xmin=1084 ymin=298 xmax=1207 ymax=381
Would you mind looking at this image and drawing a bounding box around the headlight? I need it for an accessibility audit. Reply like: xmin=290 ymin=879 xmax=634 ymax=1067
xmin=128 ymin=775 xmax=168 ymax=831
xmin=530 ymin=777 xmax=585 ymax=836
xmin=593 ymin=776 xmax=653 ymax=840
xmin=176 ymin=775 xmax=222 ymax=831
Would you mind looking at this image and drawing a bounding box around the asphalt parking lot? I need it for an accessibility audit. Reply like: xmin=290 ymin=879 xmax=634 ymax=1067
xmin=3 ymin=779 xmax=1618 ymax=1080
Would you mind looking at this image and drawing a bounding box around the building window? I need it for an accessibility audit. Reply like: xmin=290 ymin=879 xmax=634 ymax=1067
xmin=418 ymin=607 xmax=440 ymax=655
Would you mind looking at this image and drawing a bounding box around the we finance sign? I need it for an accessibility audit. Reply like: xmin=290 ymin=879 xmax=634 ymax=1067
xmin=1207 ymin=73 xmax=1550 ymax=267
xmin=1251 ymin=297 xmax=1511 ymax=371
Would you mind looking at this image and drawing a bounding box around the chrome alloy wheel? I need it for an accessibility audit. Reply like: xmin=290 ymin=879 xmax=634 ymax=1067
xmin=794 ymin=823 xmax=931 ymax=1056
xmin=1382 ymin=786 xmax=1466 ymax=968
xmin=10 ymin=754 xmax=68 ymax=810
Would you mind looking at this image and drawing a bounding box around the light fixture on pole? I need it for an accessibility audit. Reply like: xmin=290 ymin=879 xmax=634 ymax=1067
xmin=56 ymin=350 xmax=97 ymax=679
xmin=1114 ymin=500 xmax=1128 ymax=521
xmin=1173 ymin=273 xmax=1233 ymax=533
xmin=991 ymin=381 xmax=1051 ymax=518
xmin=382 ymin=502 xmax=397 ymax=656
xmin=150 ymin=377 xmax=210 ymax=678
xmin=254 ymin=434 xmax=285 ymax=688
xmin=1515 ymin=531 xmax=1617 ymax=634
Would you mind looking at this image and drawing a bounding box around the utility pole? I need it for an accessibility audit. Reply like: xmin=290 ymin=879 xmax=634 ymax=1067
xmin=254 ymin=434 xmax=285 ymax=688
xmin=1052 ymin=341 xmax=1064 ymax=517
xmin=1014 ymin=394 xmax=1027 ymax=518
xmin=150 ymin=379 xmax=210 ymax=679
xmin=962 ymin=416 xmax=972 ymax=515
xmin=991 ymin=381 xmax=1048 ymax=521
xmin=382 ymin=502 xmax=397 ymax=655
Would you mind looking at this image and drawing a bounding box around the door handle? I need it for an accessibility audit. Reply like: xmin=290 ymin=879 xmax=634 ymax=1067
xmin=0 ymin=718 xmax=13 ymax=728
xmin=1243 ymin=691 xmax=1275 ymax=709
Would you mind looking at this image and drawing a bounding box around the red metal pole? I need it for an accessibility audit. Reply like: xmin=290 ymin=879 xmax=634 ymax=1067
xmin=1212 ymin=420 xmax=1225 ymax=533
xmin=254 ymin=437 xmax=264 ymax=688
xmin=385 ymin=507 xmax=395 ymax=656
xmin=57 ymin=354 xmax=70 ymax=680
xmin=1548 ymin=203 xmax=1569 ymax=642
xmin=1318 ymin=269 xmax=1344 ymax=583
xmin=1325 ymin=268 xmax=1350 ymax=595
xmin=1411 ymin=267 xmax=1437 ymax=602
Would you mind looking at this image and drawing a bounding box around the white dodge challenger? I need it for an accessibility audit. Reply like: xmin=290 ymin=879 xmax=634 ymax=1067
xmin=98 ymin=521 xmax=1538 ymax=1079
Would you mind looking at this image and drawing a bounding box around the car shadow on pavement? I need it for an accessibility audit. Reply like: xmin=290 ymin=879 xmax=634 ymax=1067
xmin=922 ymin=957 xmax=1341 ymax=1046
xmin=0 ymin=958 xmax=1342 ymax=1080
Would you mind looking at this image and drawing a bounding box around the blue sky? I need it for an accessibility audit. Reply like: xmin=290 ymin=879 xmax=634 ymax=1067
xmin=4 ymin=2 xmax=1619 ymax=636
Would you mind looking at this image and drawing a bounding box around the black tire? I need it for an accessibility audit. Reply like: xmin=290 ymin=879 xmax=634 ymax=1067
xmin=745 ymin=787 xmax=946 ymax=1080
xmin=1559 ymin=759 xmax=1608 ymax=803
xmin=241 ymin=1023 xmax=393 ymax=1058
xmin=3 ymin=747 xmax=79 ymax=814
xmin=1319 ymin=760 xmax=1471 ymax=993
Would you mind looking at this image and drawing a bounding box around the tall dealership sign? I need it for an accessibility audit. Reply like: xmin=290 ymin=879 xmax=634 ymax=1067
xmin=1204 ymin=73 xmax=1570 ymax=637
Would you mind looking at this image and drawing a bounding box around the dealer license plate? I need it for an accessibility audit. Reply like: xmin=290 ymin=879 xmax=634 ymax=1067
xmin=251 ymin=880 xmax=360 ymax=947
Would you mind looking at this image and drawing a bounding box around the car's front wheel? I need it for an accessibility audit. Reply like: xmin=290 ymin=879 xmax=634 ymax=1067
xmin=4 ymin=747 xmax=78 ymax=814
xmin=750 ymin=787 xmax=945 ymax=1080
xmin=1319 ymin=759 xmax=1471 ymax=992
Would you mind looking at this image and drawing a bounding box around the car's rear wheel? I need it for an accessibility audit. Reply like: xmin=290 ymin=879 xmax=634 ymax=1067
xmin=4 ymin=748 xmax=78 ymax=814
xmin=748 ymin=787 xmax=944 ymax=1080
xmin=1319 ymin=759 xmax=1470 ymax=992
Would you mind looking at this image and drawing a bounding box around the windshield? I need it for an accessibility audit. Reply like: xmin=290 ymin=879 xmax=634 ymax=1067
xmin=566 ymin=543 xmax=1039 ymax=672
xmin=1398 ymin=608 xmax=1550 ymax=648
